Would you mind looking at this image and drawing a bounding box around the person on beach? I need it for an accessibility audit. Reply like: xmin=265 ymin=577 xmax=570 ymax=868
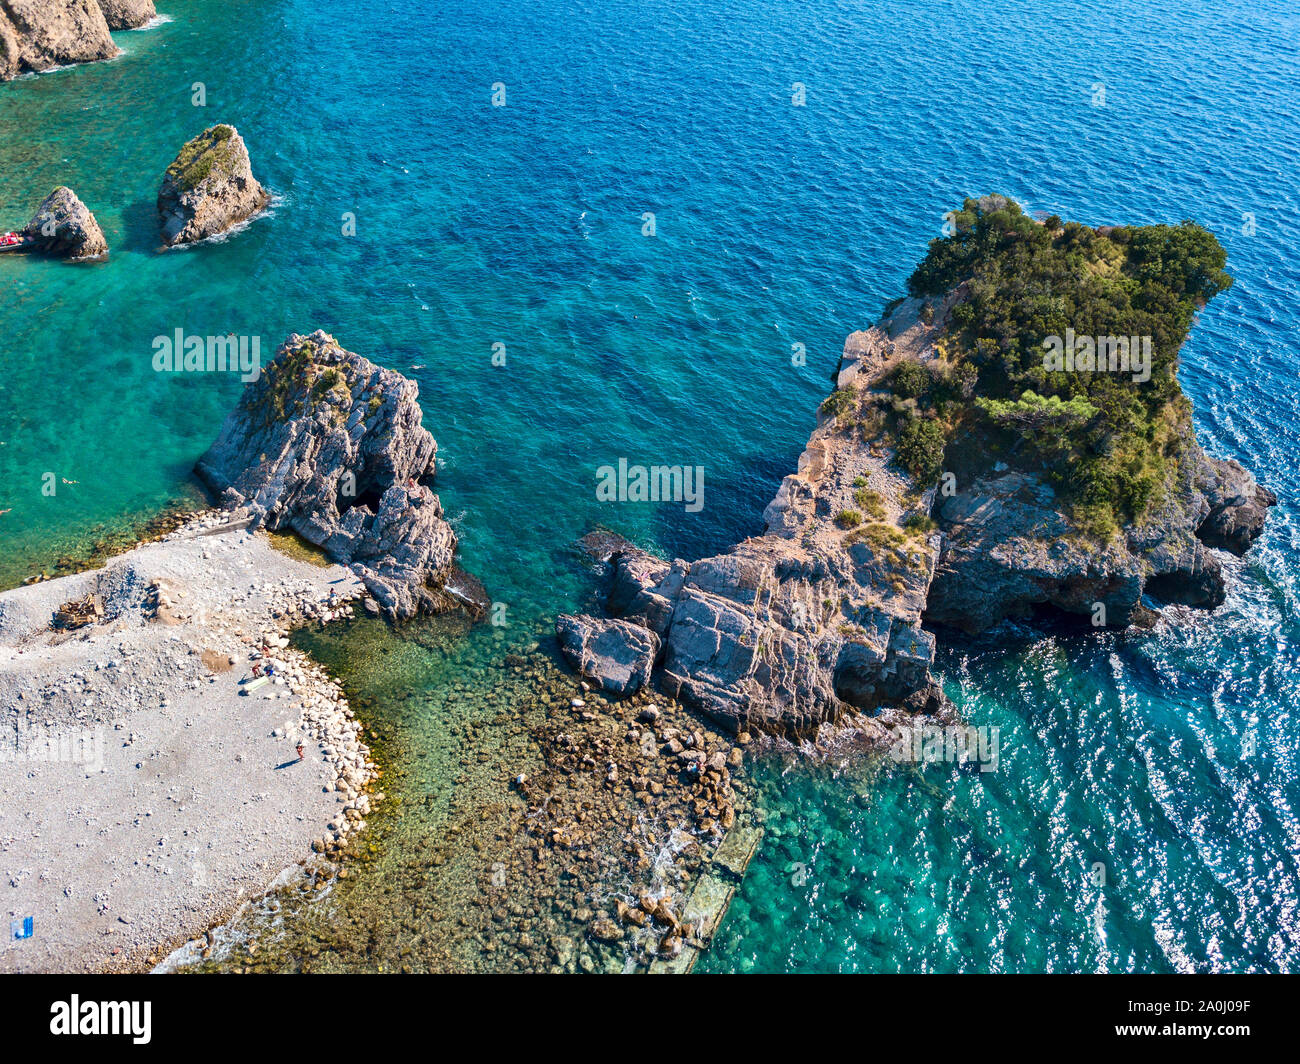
xmin=296 ymin=742 xmax=305 ymax=762
xmin=252 ymin=662 xmax=261 ymax=678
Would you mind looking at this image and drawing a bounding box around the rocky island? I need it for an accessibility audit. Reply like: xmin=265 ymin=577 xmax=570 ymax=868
xmin=560 ymin=197 xmax=1273 ymax=739
xmin=158 ymin=125 xmax=269 ymax=247
xmin=17 ymin=185 xmax=107 ymax=259
xmin=0 ymin=0 xmax=155 ymax=81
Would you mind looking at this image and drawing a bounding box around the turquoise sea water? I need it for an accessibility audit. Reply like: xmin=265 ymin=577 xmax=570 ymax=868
xmin=3 ymin=0 xmax=1299 ymax=971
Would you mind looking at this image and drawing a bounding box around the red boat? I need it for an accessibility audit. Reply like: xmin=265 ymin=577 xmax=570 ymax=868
xmin=0 ymin=231 xmax=30 ymax=252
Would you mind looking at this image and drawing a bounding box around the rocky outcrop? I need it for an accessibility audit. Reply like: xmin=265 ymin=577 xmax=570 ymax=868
xmin=559 ymin=301 xmax=951 ymax=737
xmin=556 ymin=613 xmax=660 ymax=696
xmin=21 ymin=185 xmax=107 ymax=259
xmin=95 ymin=0 xmax=154 ymax=30
xmin=916 ymin=348 xmax=1274 ymax=633
xmin=559 ymin=253 xmax=1272 ymax=737
xmin=925 ymin=442 xmax=1274 ymax=632
xmin=0 ymin=0 xmax=118 ymax=81
xmin=196 ymin=331 xmax=482 ymax=620
xmin=1197 ymin=456 xmax=1277 ymax=553
xmin=158 ymin=125 xmax=269 ymax=247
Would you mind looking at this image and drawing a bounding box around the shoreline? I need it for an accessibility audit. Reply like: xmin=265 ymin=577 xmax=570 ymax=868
xmin=0 ymin=509 xmax=381 ymax=973
xmin=155 ymin=636 xmax=765 ymax=974
xmin=2 ymin=494 xmax=206 ymax=595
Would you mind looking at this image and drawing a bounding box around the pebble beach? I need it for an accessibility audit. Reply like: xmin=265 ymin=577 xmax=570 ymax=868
xmin=0 ymin=511 xmax=381 ymax=972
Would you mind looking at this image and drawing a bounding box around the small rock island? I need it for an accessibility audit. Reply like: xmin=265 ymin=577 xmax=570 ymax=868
xmin=158 ymin=125 xmax=269 ymax=247
xmin=21 ymin=185 xmax=108 ymax=259
xmin=561 ymin=197 xmax=1273 ymax=739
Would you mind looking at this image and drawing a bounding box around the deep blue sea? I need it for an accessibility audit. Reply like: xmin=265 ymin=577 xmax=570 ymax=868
xmin=2 ymin=0 xmax=1298 ymax=971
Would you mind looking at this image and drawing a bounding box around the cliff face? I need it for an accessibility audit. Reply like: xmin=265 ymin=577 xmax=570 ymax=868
xmin=158 ymin=125 xmax=269 ymax=246
xmin=196 ymin=331 xmax=480 ymax=620
xmin=925 ymin=429 xmax=1274 ymax=633
xmin=561 ymin=199 xmax=1274 ymax=738
xmin=0 ymin=0 xmax=118 ymax=81
xmin=96 ymin=0 xmax=154 ymax=30
xmin=903 ymin=197 xmax=1274 ymax=632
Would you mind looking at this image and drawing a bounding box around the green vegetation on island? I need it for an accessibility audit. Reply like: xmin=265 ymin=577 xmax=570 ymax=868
xmin=848 ymin=197 xmax=1233 ymax=534
xmin=165 ymin=124 xmax=238 ymax=192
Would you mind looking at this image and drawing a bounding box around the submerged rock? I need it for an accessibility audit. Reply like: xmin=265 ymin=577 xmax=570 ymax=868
xmin=22 ymin=186 xmax=107 ymax=259
xmin=0 ymin=0 xmax=118 ymax=81
xmin=95 ymin=0 xmax=155 ymax=30
xmin=196 ymin=330 xmax=474 ymax=620
xmin=158 ymin=125 xmax=269 ymax=246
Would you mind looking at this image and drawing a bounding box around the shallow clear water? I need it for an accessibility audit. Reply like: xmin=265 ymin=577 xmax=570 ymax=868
xmin=3 ymin=0 xmax=1298 ymax=971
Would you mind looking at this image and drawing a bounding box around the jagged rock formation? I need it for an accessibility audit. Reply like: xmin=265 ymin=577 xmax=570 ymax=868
xmin=1196 ymin=460 xmax=1276 ymax=554
xmin=561 ymin=200 xmax=1274 ymax=738
xmin=96 ymin=0 xmax=154 ymax=30
xmin=158 ymin=125 xmax=269 ymax=247
xmin=0 ymin=0 xmax=118 ymax=80
xmin=196 ymin=331 xmax=482 ymax=620
xmin=832 ymin=296 xmax=1274 ymax=634
xmin=22 ymin=185 xmax=107 ymax=259
xmin=562 ymin=305 xmax=951 ymax=737
xmin=926 ymin=442 xmax=1275 ymax=632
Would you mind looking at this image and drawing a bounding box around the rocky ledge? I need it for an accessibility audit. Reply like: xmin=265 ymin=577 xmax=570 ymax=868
xmin=158 ymin=125 xmax=269 ymax=247
xmin=196 ymin=330 xmax=484 ymax=621
xmin=560 ymin=197 xmax=1274 ymax=739
xmin=20 ymin=185 xmax=107 ymax=259
xmin=0 ymin=0 xmax=118 ymax=81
